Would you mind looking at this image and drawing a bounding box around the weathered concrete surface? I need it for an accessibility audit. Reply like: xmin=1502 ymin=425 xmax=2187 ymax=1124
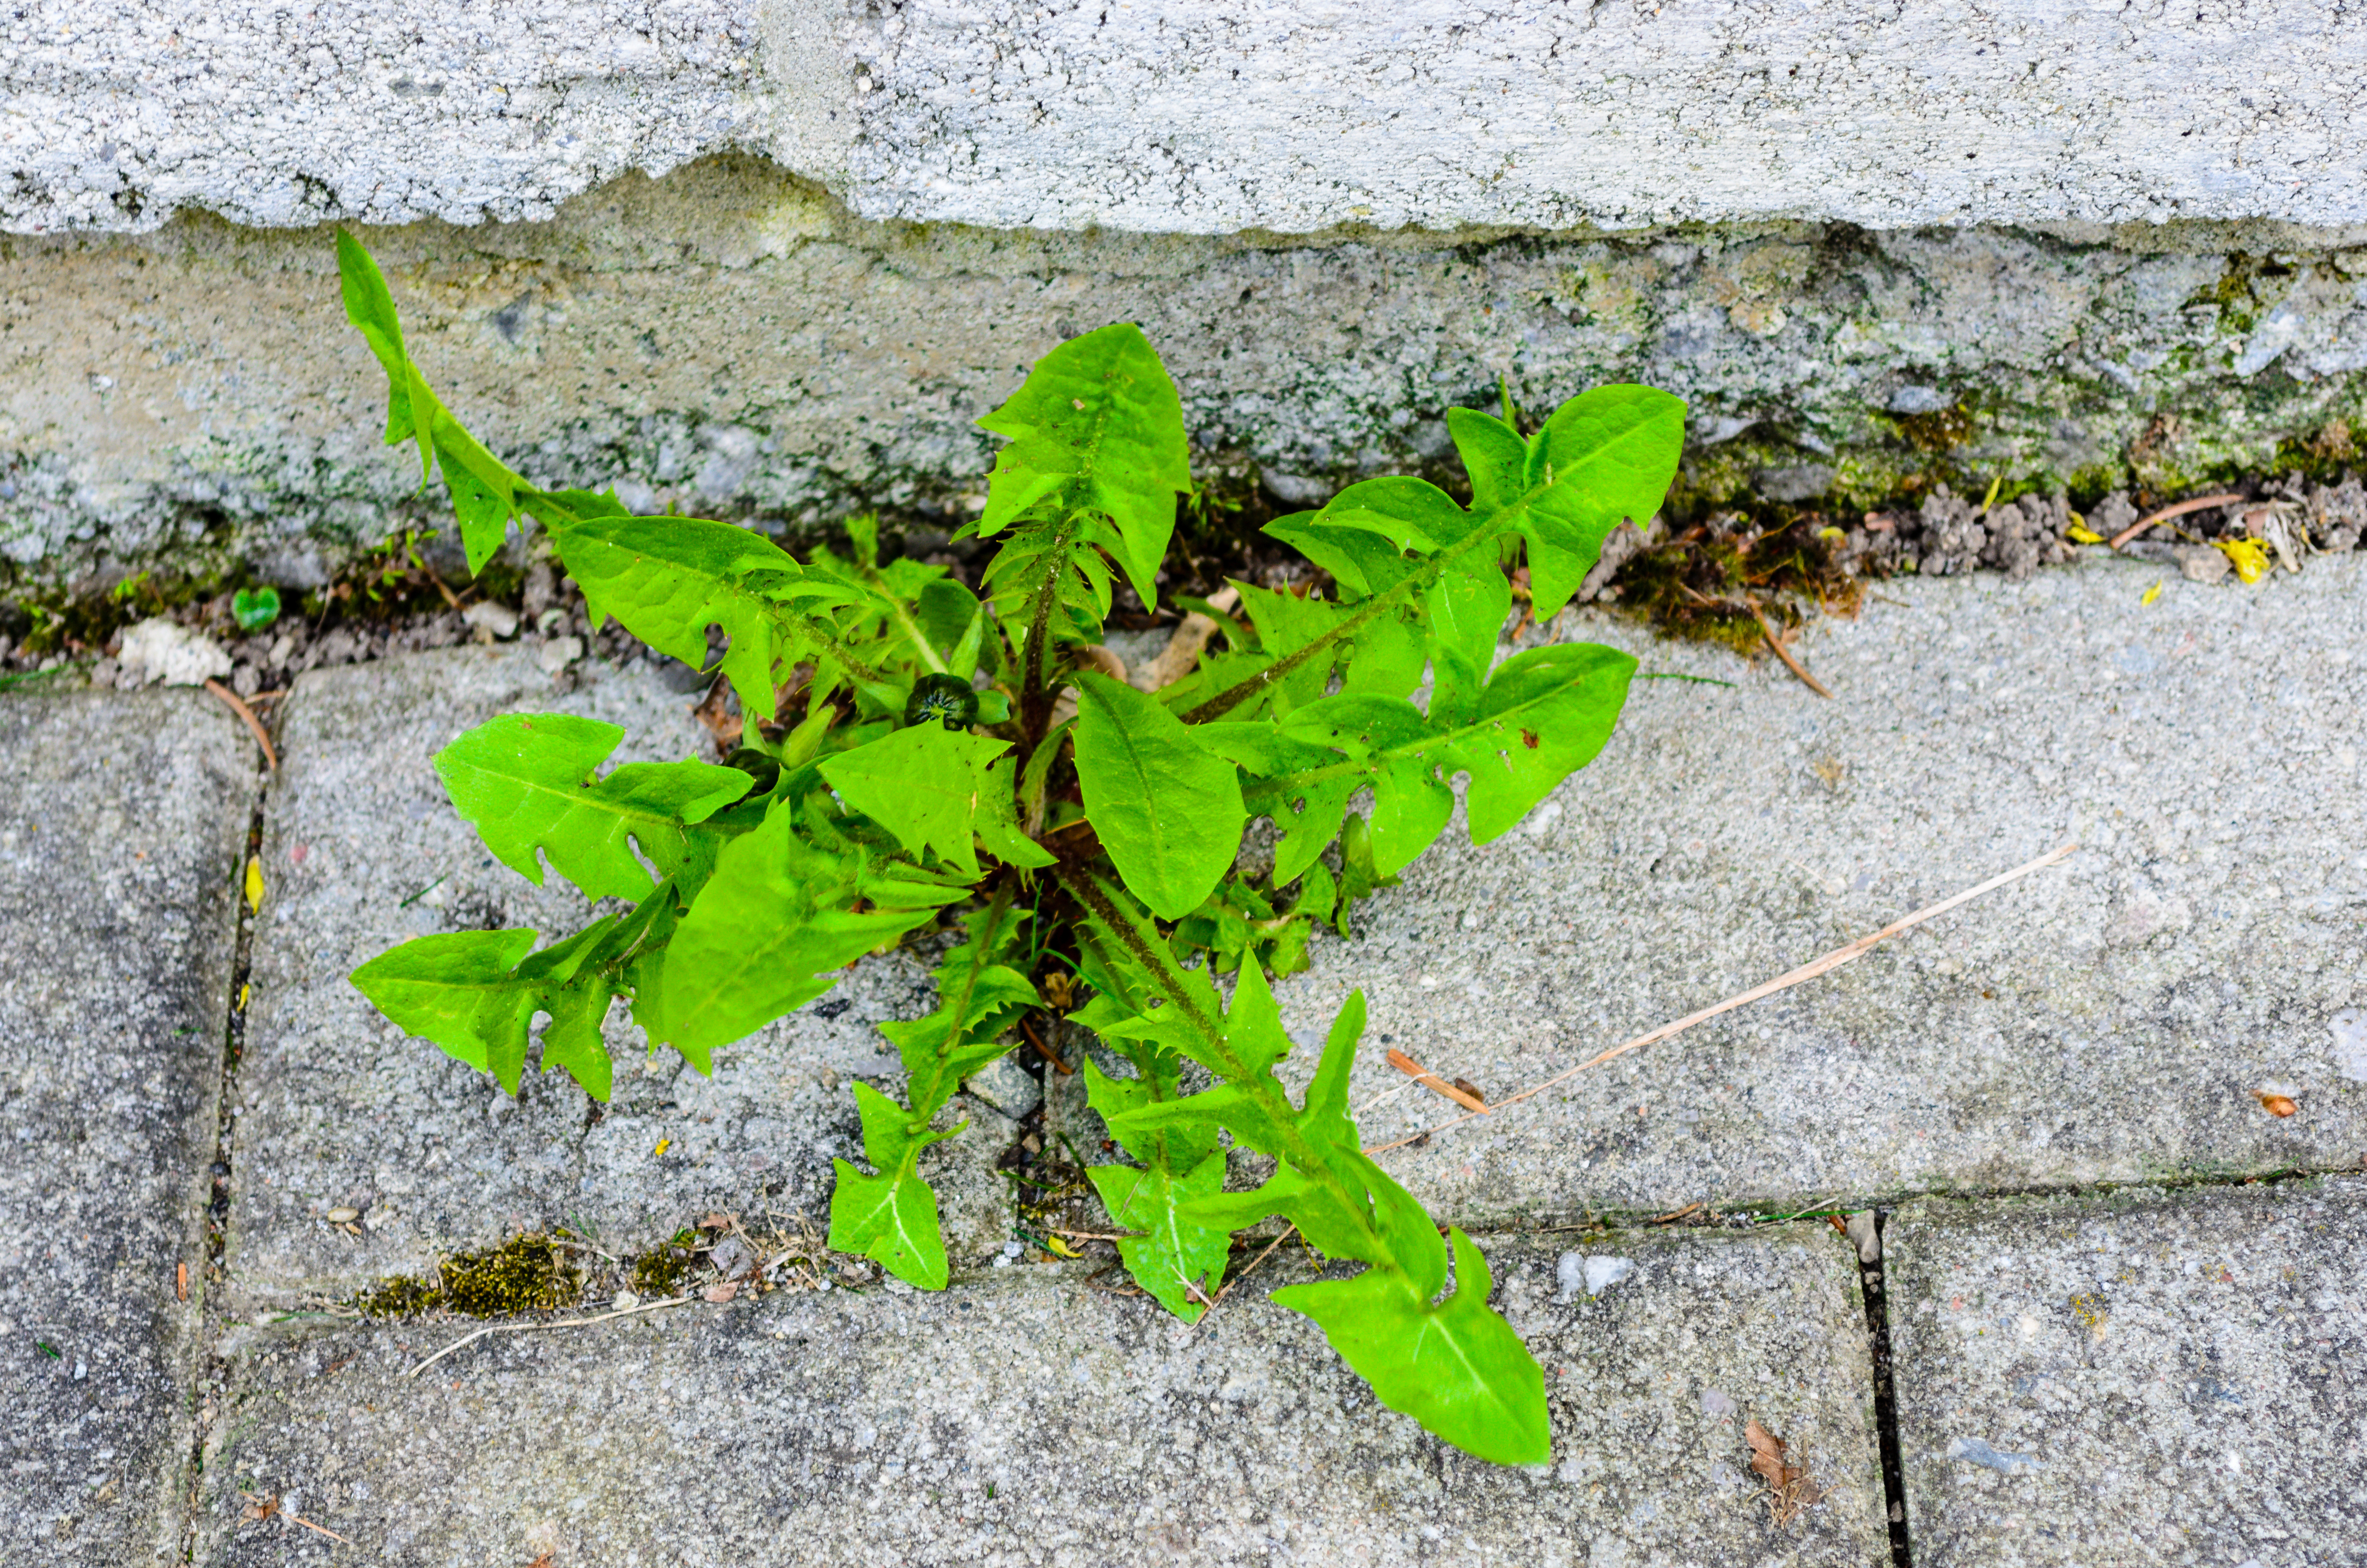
xmin=1886 ymin=1179 xmax=2367 ymax=1567
xmin=5 ymin=157 xmax=2365 ymax=587
xmin=194 ymin=1225 xmax=1885 ymax=1566
xmin=229 ymin=643 xmax=1015 ymax=1309
xmin=849 ymin=2 xmax=2367 ymax=236
xmin=1273 ymin=552 xmax=2367 ymax=1224
xmin=13 ymin=3 xmax=2367 ymax=237
xmin=0 ymin=0 xmax=849 ymax=234
xmin=0 ymin=690 xmax=254 ymax=1559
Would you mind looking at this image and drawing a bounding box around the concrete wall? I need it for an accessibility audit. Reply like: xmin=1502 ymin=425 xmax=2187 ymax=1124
xmin=5 ymin=4 xmax=2366 ymax=587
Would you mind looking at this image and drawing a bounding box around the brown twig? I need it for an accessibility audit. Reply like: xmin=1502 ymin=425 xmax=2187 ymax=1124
xmin=202 ymin=679 xmax=279 ymax=770
xmin=1020 ymin=1016 xmax=1073 ymax=1075
xmin=1649 ymin=1200 xmax=1705 ymax=1225
xmin=1384 ymin=1048 xmax=1490 ymax=1113
xmin=1364 ymin=843 xmax=2078 ymax=1155
xmin=1750 ymin=606 xmax=1832 ymax=699
xmin=418 ymin=557 xmax=462 ymax=611
xmin=2108 ymin=492 xmax=2243 ymax=550
xmin=1189 ymin=1224 xmax=1299 ymax=1333
xmin=245 ymin=1495 xmax=357 ymax=1547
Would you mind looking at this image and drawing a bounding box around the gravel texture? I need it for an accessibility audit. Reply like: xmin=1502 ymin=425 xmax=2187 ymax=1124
xmin=1886 ymin=1178 xmax=2367 ymax=1567
xmin=0 ymin=689 xmax=256 ymax=1559
xmin=227 ymin=644 xmax=1017 ymax=1310
xmin=195 ymin=1224 xmax=1886 ymax=1566
xmin=4 ymin=156 xmax=2366 ymax=588
xmin=1274 ymin=552 xmax=2367 ymax=1223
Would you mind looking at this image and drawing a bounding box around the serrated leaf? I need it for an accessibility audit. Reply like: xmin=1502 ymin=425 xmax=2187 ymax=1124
xmin=337 ymin=230 xmax=523 ymax=571
xmin=1073 ymin=672 xmax=1244 ymax=919
xmin=1241 ymin=642 xmax=1637 ymax=875
xmin=818 ymin=723 xmax=1010 ymax=878
xmin=555 ymin=514 xmax=875 ymax=723
xmin=434 ymin=713 xmax=753 ymax=902
xmin=827 ymin=1081 xmax=956 ymax=1290
xmin=658 ymin=809 xmax=959 ymax=1056
xmin=1087 ymin=1152 xmax=1230 ymax=1321
xmin=974 ymin=754 xmax=1058 ymax=869
xmin=349 ymin=928 xmax=538 ymax=1076
xmin=349 ymin=921 xmax=624 ymax=1099
xmin=886 ymin=900 xmax=1040 ymax=1122
xmin=977 ymin=323 xmax=1191 ymax=610
xmin=1271 ymin=1230 xmax=1549 ymax=1466
xmin=1504 ymin=386 xmax=1686 ymax=618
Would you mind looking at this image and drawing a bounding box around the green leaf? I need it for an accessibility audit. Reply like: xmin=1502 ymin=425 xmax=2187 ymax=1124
xmin=1086 ymin=1152 xmax=1230 ymax=1322
xmin=1240 ymin=642 xmax=1637 ymax=876
xmin=555 ymin=513 xmax=875 ymax=723
xmin=1271 ymin=1231 xmax=1549 ymax=1466
xmin=974 ymin=754 xmax=1058 ymax=870
xmin=336 ymin=230 xmax=524 ymax=571
xmin=231 ymin=587 xmax=282 ymax=632
xmin=1503 ymin=386 xmax=1685 ymax=618
xmin=884 ymin=898 xmax=1040 ymax=1122
xmin=1447 ymin=406 xmax=1529 ymax=516
xmin=976 ymin=323 xmax=1191 ymax=611
xmin=434 ymin=713 xmax=754 ymax=902
xmin=657 ymin=808 xmax=960 ymax=1056
xmin=1072 ymin=672 xmax=1244 ymax=920
xmin=349 ymin=920 xmax=627 ymax=1099
xmin=827 ymin=1081 xmax=956 ymax=1290
xmin=818 ymin=724 xmax=1010 ymax=878
xmin=349 ymin=928 xmax=538 ymax=1077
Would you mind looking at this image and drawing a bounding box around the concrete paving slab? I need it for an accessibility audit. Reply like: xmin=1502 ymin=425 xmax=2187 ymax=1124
xmin=1885 ymin=1178 xmax=2367 ymax=1567
xmin=0 ymin=690 xmax=255 ymax=1560
xmin=1273 ymin=554 xmax=2367 ymax=1225
xmin=194 ymin=1224 xmax=1884 ymax=1566
xmin=229 ymin=646 xmax=1015 ymax=1309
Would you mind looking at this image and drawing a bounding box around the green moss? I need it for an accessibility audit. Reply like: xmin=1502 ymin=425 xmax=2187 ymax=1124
xmin=348 ymin=1232 xmax=583 ymax=1319
xmin=627 ymin=1230 xmax=700 ymax=1297
xmin=1893 ymin=404 xmax=1974 ymax=454
xmin=349 ymin=1273 xmax=443 ymax=1319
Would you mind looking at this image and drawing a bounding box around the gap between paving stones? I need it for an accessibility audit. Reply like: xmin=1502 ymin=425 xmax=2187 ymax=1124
xmin=179 ymin=716 xmax=277 ymax=1566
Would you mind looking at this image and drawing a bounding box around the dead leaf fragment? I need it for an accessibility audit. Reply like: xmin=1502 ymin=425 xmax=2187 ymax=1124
xmin=1745 ymin=1417 xmax=1822 ymax=1525
xmin=2255 ymin=1090 xmax=2298 ymax=1118
xmin=702 ymin=1281 xmax=739 ymax=1303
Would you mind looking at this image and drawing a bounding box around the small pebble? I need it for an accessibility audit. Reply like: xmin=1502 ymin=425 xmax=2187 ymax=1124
xmin=537 ymin=634 xmax=584 ymax=674
xmin=324 ymin=1206 xmax=360 ymax=1224
xmin=2180 ymin=548 xmax=2231 ymax=584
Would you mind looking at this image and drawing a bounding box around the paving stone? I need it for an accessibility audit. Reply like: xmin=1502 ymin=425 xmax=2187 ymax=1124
xmin=1267 ymin=554 xmax=2367 ymax=1224
xmin=194 ymin=1224 xmax=1884 ymax=1566
xmin=1885 ymin=1177 xmax=2367 ymax=1567
xmin=0 ymin=690 xmax=256 ymax=1559
xmin=229 ymin=646 xmax=1016 ymax=1309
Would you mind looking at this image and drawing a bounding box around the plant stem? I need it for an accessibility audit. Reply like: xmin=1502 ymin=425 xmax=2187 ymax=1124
xmin=1179 ymin=518 xmax=1509 ymax=725
xmin=1011 ymin=521 xmax=1079 ymax=748
xmin=1062 ymin=869 xmax=1377 ymax=1243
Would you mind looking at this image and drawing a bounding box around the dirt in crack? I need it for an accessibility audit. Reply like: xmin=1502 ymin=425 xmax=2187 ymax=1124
xmin=179 ymin=739 xmax=274 ymax=1561
xmin=1855 ymin=1209 xmax=1913 ymax=1568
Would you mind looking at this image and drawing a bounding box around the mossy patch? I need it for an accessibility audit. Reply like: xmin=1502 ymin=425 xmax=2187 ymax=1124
xmin=1607 ymin=516 xmax=1864 ymax=655
xmin=627 ymin=1230 xmax=700 ymax=1297
xmin=350 ymin=1232 xmax=584 ymax=1319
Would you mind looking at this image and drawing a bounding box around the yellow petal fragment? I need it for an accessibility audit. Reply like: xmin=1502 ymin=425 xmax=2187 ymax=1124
xmin=2140 ymin=579 xmax=2163 ymax=606
xmin=243 ymin=857 xmax=264 ymax=913
xmin=2216 ymin=538 xmax=2271 ymax=583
